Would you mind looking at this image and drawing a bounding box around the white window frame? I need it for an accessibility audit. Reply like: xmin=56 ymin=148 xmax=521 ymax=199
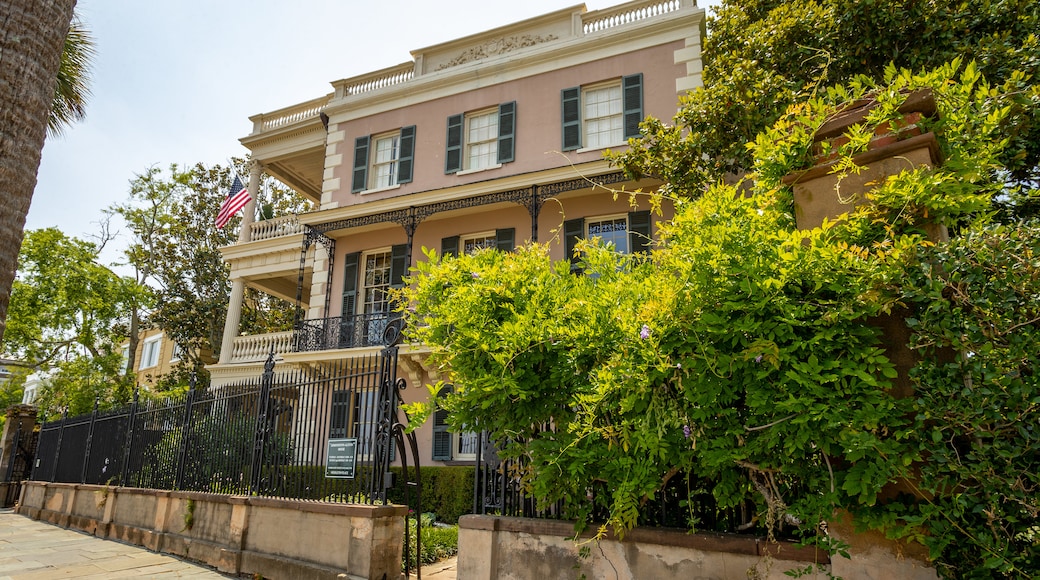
xmin=461 ymin=231 xmax=497 ymax=255
xmin=360 ymin=248 xmax=393 ymax=316
xmin=586 ymin=213 xmax=630 ymax=254
xmin=464 ymin=108 xmax=500 ymax=172
xmin=170 ymin=343 xmax=183 ymax=363
xmin=371 ymin=133 xmax=401 ymax=190
xmin=140 ymin=334 xmax=163 ymax=369
xmin=582 ymin=81 xmax=624 ymax=151
xmin=454 ymin=431 xmax=478 ymax=461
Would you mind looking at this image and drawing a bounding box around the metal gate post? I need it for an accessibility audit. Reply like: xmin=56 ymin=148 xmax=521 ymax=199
xmin=50 ymin=410 xmax=68 ymax=482
xmin=81 ymin=398 xmax=100 ymax=484
xmin=120 ymin=388 xmax=140 ymax=486
xmin=174 ymin=375 xmax=198 ymax=490
xmin=249 ymin=351 xmax=276 ymax=495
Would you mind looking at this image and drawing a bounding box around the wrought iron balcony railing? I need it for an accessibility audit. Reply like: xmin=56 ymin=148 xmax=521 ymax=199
xmin=294 ymin=312 xmax=401 ymax=352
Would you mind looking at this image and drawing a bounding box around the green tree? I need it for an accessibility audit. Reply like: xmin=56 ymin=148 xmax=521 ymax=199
xmin=111 ymin=162 xmax=309 ymax=388
xmin=403 ymin=64 xmax=1039 ymax=577
xmin=49 ymin=13 xmax=95 ymax=136
xmin=0 ymin=0 xmax=78 ymax=344
xmin=2 ymin=228 xmax=142 ymax=417
xmin=615 ymin=0 xmax=1040 ymax=216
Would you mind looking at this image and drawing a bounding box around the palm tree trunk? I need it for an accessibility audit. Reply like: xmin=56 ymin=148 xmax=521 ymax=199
xmin=0 ymin=0 xmax=77 ymax=343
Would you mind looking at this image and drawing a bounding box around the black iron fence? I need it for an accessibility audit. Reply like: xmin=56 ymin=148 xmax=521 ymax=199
xmin=472 ymin=432 xmax=769 ymax=536
xmin=3 ymin=422 xmax=38 ymax=507
xmin=31 ymin=351 xmax=411 ymax=505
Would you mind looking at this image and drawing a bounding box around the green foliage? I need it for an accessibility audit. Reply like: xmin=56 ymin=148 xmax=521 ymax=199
xmin=403 ymin=517 xmax=458 ymax=570
xmin=49 ymin=13 xmax=95 ymax=137
xmin=278 ymin=465 xmax=474 ymax=525
xmin=109 ymin=162 xmax=309 ymax=372
xmin=403 ymin=65 xmax=1039 ymax=577
xmin=3 ymin=228 xmax=145 ymax=418
xmin=615 ymin=0 xmax=1040 ymax=218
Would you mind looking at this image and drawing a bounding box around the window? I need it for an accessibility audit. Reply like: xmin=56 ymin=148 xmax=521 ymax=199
xmin=440 ymin=228 xmax=515 ymax=258
xmin=373 ymin=134 xmax=401 ymax=189
xmin=140 ymin=334 xmax=163 ymax=369
xmin=329 ymin=389 xmax=389 ymax=460
xmin=445 ymin=102 xmax=516 ymax=174
xmin=362 ymin=249 xmax=393 ymax=316
xmin=583 ymin=84 xmax=623 ymax=149
xmin=432 ymin=385 xmax=477 ymax=462
xmin=564 ymin=210 xmax=652 ymax=270
xmin=587 ymin=216 xmax=629 ymax=253
xmin=561 ymin=73 xmax=643 ymax=151
xmin=340 ymin=245 xmax=408 ymax=348
xmin=351 ymin=126 xmax=415 ymax=193
xmin=466 ymin=110 xmax=499 ymax=170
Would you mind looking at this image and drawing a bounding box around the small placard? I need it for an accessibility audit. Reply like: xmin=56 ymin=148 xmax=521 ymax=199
xmin=326 ymin=438 xmax=358 ymax=479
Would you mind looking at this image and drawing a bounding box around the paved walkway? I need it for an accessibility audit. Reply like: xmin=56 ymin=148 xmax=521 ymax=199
xmin=0 ymin=509 xmax=457 ymax=579
xmin=0 ymin=509 xmax=234 ymax=579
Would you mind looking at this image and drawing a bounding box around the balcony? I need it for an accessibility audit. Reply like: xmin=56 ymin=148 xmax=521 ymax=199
xmin=295 ymin=313 xmax=403 ymax=353
xmin=222 ymin=215 xmax=313 ymax=305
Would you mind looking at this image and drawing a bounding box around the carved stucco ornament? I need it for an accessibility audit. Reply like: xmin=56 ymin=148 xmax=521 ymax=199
xmin=438 ymin=34 xmax=559 ymax=70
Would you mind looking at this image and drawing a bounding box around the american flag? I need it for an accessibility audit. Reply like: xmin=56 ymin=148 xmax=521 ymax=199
xmin=215 ymin=175 xmax=252 ymax=228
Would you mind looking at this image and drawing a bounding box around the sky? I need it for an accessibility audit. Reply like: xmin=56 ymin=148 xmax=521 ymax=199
xmin=28 ymin=0 xmax=720 ymax=267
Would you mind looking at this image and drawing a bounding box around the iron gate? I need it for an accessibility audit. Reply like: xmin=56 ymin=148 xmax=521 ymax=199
xmin=3 ymin=422 xmax=38 ymax=507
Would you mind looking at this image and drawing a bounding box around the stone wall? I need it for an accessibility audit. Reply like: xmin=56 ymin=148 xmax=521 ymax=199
xmin=459 ymin=515 xmax=832 ymax=580
xmin=17 ymin=481 xmax=406 ymax=580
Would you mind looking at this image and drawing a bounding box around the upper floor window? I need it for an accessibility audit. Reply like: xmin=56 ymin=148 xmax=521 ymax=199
xmin=170 ymin=343 xmax=184 ymax=363
xmin=140 ymin=334 xmax=163 ymax=369
xmin=445 ymin=102 xmax=516 ymax=174
xmin=351 ymin=126 xmax=416 ymax=193
xmin=564 ymin=210 xmax=652 ymax=271
xmin=440 ymin=228 xmax=515 ymax=258
xmin=587 ymin=215 xmax=629 ymax=253
xmin=561 ymin=73 xmax=643 ymax=152
xmin=340 ymin=245 xmax=408 ymax=348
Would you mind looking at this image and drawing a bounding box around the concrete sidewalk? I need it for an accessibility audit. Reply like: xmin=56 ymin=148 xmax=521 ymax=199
xmin=0 ymin=509 xmax=233 ymax=579
xmin=1 ymin=509 xmax=458 ymax=579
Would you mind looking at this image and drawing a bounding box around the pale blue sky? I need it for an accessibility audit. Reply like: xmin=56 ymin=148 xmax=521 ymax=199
xmin=29 ymin=0 xmax=719 ymax=266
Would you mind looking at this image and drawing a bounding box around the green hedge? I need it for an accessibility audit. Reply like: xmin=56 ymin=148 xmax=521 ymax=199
xmin=386 ymin=465 xmax=474 ymax=524
xmin=276 ymin=465 xmax=474 ymax=524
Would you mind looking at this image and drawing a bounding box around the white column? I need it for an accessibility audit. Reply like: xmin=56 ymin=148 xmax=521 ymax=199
xmin=219 ymin=161 xmax=263 ymax=364
xmin=237 ymin=161 xmax=262 ymax=244
xmin=218 ymin=278 xmax=246 ymax=364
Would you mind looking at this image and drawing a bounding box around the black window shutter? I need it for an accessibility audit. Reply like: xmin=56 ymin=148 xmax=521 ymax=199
xmin=390 ymin=244 xmax=408 ymax=289
xmin=398 ymin=125 xmax=416 ymax=184
xmin=622 ymin=73 xmax=644 ymax=140
xmin=561 ymin=87 xmax=581 ymax=151
xmin=330 ymin=391 xmax=351 ymax=439
xmin=564 ymin=218 xmax=584 ymax=271
xmin=445 ymin=114 xmax=464 ymax=173
xmin=495 ymin=228 xmax=515 ymax=252
xmin=340 ymin=252 xmax=360 ymax=347
xmin=432 ymin=385 xmax=453 ymax=461
xmin=628 ymin=210 xmax=652 ymax=254
xmin=351 ymin=136 xmax=370 ymax=193
xmin=497 ymin=102 xmax=516 ymax=164
xmin=441 ymin=236 xmax=459 ymax=258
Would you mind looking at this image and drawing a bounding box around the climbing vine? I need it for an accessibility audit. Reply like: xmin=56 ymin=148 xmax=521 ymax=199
xmin=400 ymin=62 xmax=1038 ymax=577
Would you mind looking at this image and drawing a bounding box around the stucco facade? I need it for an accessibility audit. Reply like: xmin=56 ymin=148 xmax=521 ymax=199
xmin=209 ymin=0 xmax=706 ymax=468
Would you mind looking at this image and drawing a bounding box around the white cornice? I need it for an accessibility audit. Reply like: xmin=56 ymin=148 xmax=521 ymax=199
xmin=321 ymin=7 xmax=703 ymax=121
